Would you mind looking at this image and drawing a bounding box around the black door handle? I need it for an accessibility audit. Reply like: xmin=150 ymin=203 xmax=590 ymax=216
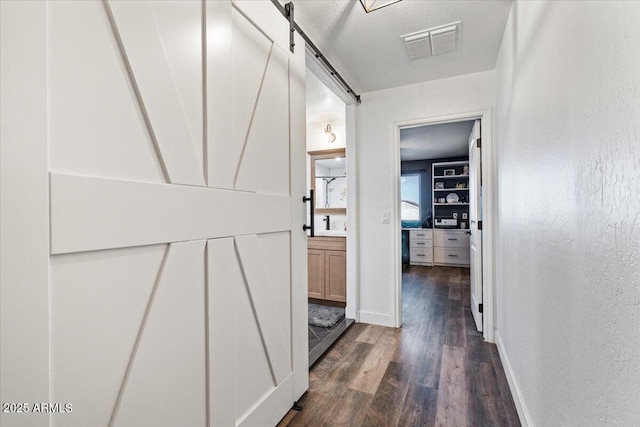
xmin=302 ymin=189 xmax=315 ymax=237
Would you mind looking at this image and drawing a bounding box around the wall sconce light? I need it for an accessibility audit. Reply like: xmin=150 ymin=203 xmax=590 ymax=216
xmin=325 ymin=124 xmax=336 ymax=143
xmin=360 ymin=0 xmax=402 ymax=13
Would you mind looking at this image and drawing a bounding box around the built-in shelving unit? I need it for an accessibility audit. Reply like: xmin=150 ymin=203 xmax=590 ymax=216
xmin=432 ymin=160 xmax=470 ymax=229
xmin=431 ymin=160 xmax=471 ymax=267
xmin=433 ymin=174 xmax=468 ymax=179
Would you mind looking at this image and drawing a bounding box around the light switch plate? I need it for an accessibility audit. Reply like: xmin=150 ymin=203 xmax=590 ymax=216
xmin=382 ymin=212 xmax=390 ymax=224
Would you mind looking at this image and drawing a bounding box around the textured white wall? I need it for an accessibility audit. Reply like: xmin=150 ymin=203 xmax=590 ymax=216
xmin=355 ymin=71 xmax=494 ymax=326
xmin=494 ymin=1 xmax=640 ymax=425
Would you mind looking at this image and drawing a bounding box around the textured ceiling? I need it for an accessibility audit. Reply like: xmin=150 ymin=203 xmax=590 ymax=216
xmin=288 ymin=0 xmax=512 ymax=93
xmin=400 ymin=120 xmax=474 ymax=161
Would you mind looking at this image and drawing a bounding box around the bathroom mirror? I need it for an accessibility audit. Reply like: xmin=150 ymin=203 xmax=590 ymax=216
xmin=309 ymin=148 xmax=346 ymax=214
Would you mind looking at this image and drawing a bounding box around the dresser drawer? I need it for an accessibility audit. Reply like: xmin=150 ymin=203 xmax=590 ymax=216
xmin=434 ymin=230 xmax=469 ymax=248
xmin=409 ymin=229 xmax=432 ymax=241
xmin=410 ymin=239 xmax=431 ymax=249
xmin=410 ymin=247 xmax=433 ymax=264
xmin=434 ymin=247 xmax=470 ymax=265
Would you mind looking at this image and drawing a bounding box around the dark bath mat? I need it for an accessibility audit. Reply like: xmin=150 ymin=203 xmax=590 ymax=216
xmin=308 ymin=303 xmax=345 ymax=328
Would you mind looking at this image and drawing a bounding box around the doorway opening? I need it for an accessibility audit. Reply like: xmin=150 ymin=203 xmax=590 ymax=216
xmin=394 ymin=111 xmax=495 ymax=342
xmin=305 ymin=68 xmax=356 ymax=366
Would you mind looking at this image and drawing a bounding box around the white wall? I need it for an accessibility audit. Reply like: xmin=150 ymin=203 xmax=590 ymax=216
xmin=307 ymin=119 xmax=345 ymax=152
xmin=494 ymin=1 xmax=640 ymax=425
xmin=355 ymin=70 xmax=494 ymax=326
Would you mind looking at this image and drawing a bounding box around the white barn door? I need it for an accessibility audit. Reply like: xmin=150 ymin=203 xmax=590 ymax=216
xmin=0 ymin=1 xmax=307 ymax=426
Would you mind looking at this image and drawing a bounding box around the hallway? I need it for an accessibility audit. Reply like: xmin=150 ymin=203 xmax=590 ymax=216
xmin=279 ymin=266 xmax=520 ymax=426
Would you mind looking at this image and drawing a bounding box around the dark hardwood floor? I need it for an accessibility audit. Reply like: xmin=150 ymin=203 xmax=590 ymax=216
xmin=279 ymin=265 xmax=520 ymax=427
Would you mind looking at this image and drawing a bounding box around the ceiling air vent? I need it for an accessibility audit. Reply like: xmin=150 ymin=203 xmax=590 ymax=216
xmin=401 ymin=21 xmax=460 ymax=60
xmin=403 ymin=31 xmax=431 ymax=60
xmin=430 ymin=25 xmax=457 ymax=56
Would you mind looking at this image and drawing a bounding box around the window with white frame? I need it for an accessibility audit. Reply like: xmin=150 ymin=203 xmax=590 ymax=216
xmin=401 ymin=174 xmax=421 ymax=221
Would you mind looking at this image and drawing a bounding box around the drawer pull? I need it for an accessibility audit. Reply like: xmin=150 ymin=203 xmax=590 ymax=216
xmin=417 ymin=242 xmax=425 ymax=245
xmin=448 ymin=254 xmax=458 ymax=257
xmin=448 ymin=238 xmax=458 ymax=241
xmin=417 ymin=234 xmax=425 ymax=236
xmin=417 ymin=254 xmax=425 ymax=257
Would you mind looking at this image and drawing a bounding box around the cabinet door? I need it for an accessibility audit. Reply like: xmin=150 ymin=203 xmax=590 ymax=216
xmin=325 ymin=250 xmax=346 ymax=302
xmin=308 ymin=249 xmax=325 ymax=299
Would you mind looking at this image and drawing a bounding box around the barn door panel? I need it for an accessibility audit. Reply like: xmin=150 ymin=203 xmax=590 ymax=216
xmin=49 ymin=244 xmax=167 ymax=427
xmin=231 ymin=8 xmax=290 ymax=195
xmin=47 ymin=0 xmax=167 ymax=184
xmin=105 ymin=0 xmax=205 ymax=186
xmin=113 ymin=240 xmax=207 ymax=427
xmin=0 ymin=0 xmax=308 ymax=427
xmin=207 ymin=233 xmax=294 ymax=427
xmin=40 ymin=1 xmax=304 ymax=427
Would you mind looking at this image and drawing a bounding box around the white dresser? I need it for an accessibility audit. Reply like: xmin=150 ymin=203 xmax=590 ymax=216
xmin=433 ymin=229 xmax=470 ymax=266
xmin=409 ymin=229 xmax=433 ymax=266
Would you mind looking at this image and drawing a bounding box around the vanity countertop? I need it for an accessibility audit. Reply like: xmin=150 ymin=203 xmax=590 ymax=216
xmin=312 ymin=230 xmax=347 ymax=237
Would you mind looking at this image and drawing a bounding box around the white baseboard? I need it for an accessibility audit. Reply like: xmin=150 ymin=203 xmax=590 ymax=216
xmin=358 ymin=310 xmax=395 ymax=327
xmin=495 ymin=331 xmax=534 ymax=427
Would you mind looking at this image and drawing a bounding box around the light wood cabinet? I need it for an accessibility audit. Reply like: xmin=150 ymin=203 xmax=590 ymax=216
xmin=325 ymin=250 xmax=346 ymax=301
xmin=307 ymin=249 xmax=325 ymax=299
xmin=308 ymin=237 xmax=346 ymax=303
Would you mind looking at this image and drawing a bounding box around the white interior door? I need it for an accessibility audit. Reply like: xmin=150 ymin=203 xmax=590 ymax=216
xmin=468 ymin=120 xmax=483 ymax=332
xmin=0 ymin=1 xmax=307 ymax=426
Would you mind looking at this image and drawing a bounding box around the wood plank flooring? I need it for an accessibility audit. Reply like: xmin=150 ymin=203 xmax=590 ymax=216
xmin=278 ymin=266 xmax=520 ymax=427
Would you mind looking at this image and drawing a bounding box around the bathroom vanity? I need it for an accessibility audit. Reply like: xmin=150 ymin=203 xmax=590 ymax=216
xmin=307 ymin=236 xmax=346 ymax=304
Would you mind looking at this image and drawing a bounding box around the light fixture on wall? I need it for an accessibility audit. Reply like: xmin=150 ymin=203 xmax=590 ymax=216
xmin=360 ymin=0 xmax=402 ymax=13
xmin=325 ymin=124 xmax=336 ymax=143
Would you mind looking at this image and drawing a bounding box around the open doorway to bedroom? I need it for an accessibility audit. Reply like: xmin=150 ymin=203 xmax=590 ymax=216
xmin=400 ymin=119 xmax=476 ymax=335
xmin=394 ymin=111 xmax=495 ymax=343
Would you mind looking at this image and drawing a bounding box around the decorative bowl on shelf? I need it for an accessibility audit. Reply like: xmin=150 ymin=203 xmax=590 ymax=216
xmin=446 ymin=193 xmax=459 ymax=203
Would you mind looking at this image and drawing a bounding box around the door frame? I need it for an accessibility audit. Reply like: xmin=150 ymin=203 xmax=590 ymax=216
xmin=392 ymin=108 xmax=496 ymax=343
